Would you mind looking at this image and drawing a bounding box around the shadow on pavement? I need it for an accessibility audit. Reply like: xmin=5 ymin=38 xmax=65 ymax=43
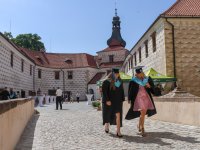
xmin=109 ymin=131 xmax=200 ymax=147
xmin=15 ymin=114 xmax=40 ymax=150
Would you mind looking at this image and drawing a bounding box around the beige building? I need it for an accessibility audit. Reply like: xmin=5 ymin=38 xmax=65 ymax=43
xmin=122 ymin=0 xmax=200 ymax=96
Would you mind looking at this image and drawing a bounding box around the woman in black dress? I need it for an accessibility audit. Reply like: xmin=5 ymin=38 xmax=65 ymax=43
xmin=110 ymin=68 xmax=125 ymax=137
xmin=102 ymin=77 xmax=111 ymax=133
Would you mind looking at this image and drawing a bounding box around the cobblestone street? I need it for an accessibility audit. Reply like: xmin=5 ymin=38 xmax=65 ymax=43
xmin=16 ymin=102 xmax=200 ymax=150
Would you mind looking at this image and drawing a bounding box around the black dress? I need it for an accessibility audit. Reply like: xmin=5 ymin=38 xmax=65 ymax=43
xmin=110 ymin=81 xmax=125 ymax=127
xmin=125 ymin=77 xmax=157 ymax=120
xmin=102 ymin=80 xmax=111 ymax=125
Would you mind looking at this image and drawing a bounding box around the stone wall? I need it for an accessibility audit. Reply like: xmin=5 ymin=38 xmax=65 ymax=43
xmin=34 ymin=67 xmax=98 ymax=100
xmin=0 ymin=98 xmax=34 ymax=150
xmin=152 ymin=96 xmax=200 ymax=126
xmin=164 ymin=18 xmax=200 ymax=96
xmin=125 ymin=18 xmax=167 ymax=76
xmin=0 ymin=35 xmax=34 ymax=97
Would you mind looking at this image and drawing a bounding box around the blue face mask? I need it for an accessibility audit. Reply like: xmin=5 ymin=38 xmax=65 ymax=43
xmin=115 ymin=80 xmax=121 ymax=88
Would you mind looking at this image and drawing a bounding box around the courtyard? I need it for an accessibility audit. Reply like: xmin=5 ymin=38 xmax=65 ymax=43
xmin=16 ymin=102 xmax=200 ymax=150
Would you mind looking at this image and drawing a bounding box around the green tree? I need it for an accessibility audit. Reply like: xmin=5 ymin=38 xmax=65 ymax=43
xmin=12 ymin=33 xmax=45 ymax=51
xmin=3 ymin=31 xmax=13 ymax=39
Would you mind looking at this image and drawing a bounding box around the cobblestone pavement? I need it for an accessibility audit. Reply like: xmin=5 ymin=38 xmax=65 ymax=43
xmin=16 ymin=102 xmax=200 ymax=150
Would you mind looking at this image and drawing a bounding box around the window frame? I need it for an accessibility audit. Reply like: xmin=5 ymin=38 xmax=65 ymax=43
xmin=55 ymin=71 xmax=60 ymax=80
xmin=67 ymin=71 xmax=73 ymax=79
xmin=145 ymin=40 xmax=149 ymax=58
xmin=11 ymin=52 xmax=13 ymax=67
xmin=21 ymin=59 xmax=24 ymax=72
xmin=109 ymin=55 xmax=114 ymax=63
xmin=38 ymin=69 xmax=42 ymax=79
xmin=151 ymin=32 xmax=157 ymax=52
xmin=138 ymin=47 xmax=142 ymax=63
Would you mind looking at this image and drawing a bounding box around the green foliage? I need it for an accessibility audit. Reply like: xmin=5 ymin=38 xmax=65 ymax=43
xmin=3 ymin=31 xmax=13 ymax=39
xmin=3 ymin=32 xmax=45 ymax=51
xmin=92 ymin=101 xmax=101 ymax=108
xmin=12 ymin=34 xmax=45 ymax=51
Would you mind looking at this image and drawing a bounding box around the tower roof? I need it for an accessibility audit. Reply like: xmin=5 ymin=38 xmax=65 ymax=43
xmin=107 ymin=9 xmax=126 ymax=48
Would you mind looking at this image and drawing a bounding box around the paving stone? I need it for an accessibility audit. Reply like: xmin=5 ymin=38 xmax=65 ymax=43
xmin=16 ymin=102 xmax=200 ymax=150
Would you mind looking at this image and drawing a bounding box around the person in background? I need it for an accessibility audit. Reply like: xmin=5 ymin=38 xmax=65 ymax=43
xmin=1 ymin=87 xmax=10 ymax=100
xmin=56 ymin=87 xmax=63 ymax=110
xmin=76 ymin=92 xmax=80 ymax=103
xmin=9 ymin=88 xmax=17 ymax=99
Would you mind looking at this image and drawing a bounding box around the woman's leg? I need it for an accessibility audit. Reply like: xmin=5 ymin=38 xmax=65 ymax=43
xmin=138 ymin=113 xmax=142 ymax=132
xmin=116 ymin=112 xmax=121 ymax=135
xmin=140 ymin=109 xmax=147 ymax=136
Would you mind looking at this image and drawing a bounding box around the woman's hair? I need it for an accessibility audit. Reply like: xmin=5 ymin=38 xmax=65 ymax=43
xmin=110 ymin=73 xmax=121 ymax=90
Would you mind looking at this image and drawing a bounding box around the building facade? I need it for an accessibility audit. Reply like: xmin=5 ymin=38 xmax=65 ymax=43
xmin=122 ymin=0 xmax=200 ymax=96
xmin=0 ymin=11 xmax=128 ymax=100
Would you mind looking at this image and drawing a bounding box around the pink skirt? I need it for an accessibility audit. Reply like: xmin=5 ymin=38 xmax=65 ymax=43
xmin=133 ymin=86 xmax=154 ymax=111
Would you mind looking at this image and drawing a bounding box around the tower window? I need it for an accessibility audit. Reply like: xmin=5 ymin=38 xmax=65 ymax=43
xmin=109 ymin=55 xmax=114 ymax=63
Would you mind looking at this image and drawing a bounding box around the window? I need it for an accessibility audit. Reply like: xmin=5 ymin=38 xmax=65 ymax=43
xmin=38 ymin=69 xmax=41 ymax=79
xmin=11 ymin=52 xmax=13 ymax=67
xmin=134 ymin=53 xmax=137 ymax=66
xmin=109 ymin=55 xmax=114 ymax=63
xmin=139 ymin=47 xmax=142 ymax=63
xmin=151 ymin=32 xmax=157 ymax=52
xmin=21 ymin=59 xmax=24 ymax=72
xmin=130 ymin=56 xmax=133 ymax=69
xmin=145 ymin=40 xmax=149 ymax=58
xmin=30 ymin=65 xmax=32 ymax=75
xmin=55 ymin=71 xmax=60 ymax=80
xmin=68 ymin=71 xmax=73 ymax=79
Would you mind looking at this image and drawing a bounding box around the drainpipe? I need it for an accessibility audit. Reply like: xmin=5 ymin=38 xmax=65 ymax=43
xmin=33 ymin=65 xmax=36 ymax=92
xmin=61 ymin=69 xmax=65 ymax=92
xmin=165 ymin=18 xmax=177 ymax=87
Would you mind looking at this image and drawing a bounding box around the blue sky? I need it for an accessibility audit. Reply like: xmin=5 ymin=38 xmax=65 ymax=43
xmin=0 ymin=0 xmax=176 ymax=55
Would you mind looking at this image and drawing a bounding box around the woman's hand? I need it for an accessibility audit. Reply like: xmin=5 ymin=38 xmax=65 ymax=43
xmin=106 ymin=101 xmax=111 ymax=106
xmin=145 ymin=83 xmax=151 ymax=88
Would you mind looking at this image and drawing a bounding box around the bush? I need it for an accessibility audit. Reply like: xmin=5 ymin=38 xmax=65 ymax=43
xmin=92 ymin=101 xmax=101 ymax=108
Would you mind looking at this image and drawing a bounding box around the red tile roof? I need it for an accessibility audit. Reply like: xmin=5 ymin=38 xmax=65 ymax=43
xmin=97 ymin=46 xmax=128 ymax=53
xmin=162 ymin=0 xmax=200 ymax=17
xmin=20 ymin=48 xmax=97 ymax=69
xmin=88 ymin=72 xmax=105 ymax=84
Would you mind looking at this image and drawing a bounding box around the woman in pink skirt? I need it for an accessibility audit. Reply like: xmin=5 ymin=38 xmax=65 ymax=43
xmin=125 ymin=66 xmax=157 ymax=137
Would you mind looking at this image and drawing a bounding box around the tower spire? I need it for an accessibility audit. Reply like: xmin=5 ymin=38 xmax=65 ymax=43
xmin=107 ymin=4 xmax=126 ymax=48
xmin=115 ymin=0 xmax=117 ymax=16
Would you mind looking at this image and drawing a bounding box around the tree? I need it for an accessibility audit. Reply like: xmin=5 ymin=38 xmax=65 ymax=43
xmin=12 ymin=34 xmax=45 ymax=51
xmin=3 ymin=32 xmax=45 ymax=51
xmin=3 ymin=32 xmax=13 ymax=39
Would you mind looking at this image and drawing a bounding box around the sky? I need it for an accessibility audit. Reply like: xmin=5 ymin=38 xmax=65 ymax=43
xmin=0 ymin=0 xmax=176 ymax=55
